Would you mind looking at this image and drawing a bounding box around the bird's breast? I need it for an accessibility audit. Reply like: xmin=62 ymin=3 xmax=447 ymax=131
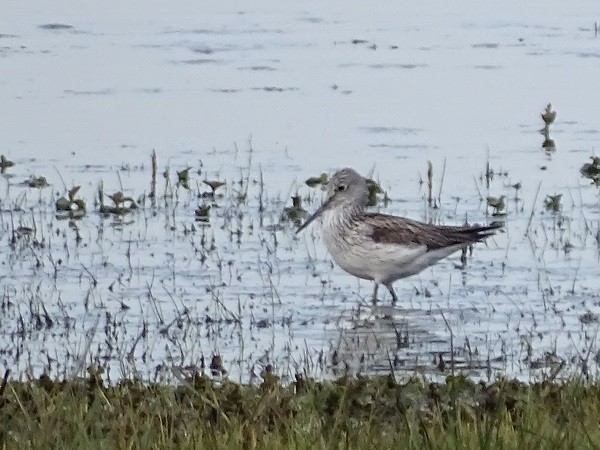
xmin=320 ymin=209 xmax=376 ymax=281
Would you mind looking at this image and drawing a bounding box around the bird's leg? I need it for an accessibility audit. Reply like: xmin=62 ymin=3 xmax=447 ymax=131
xmin=386 ymin=284 xmax=399 ymax=304
xmin=371 ymin=283 xmax=379 ymax=303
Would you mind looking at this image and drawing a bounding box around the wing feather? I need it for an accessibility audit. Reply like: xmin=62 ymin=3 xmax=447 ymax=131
xmin=366 ymin=213 xmax=501 ymax=251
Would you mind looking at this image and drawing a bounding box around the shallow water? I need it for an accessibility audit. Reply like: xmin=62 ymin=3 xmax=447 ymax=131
xmin=1 ymin=1 xmax=599 ymax=383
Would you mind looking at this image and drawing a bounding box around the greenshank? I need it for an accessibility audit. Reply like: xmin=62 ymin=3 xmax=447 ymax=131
xmin=297 ymin=168 xmax=500 ymax=303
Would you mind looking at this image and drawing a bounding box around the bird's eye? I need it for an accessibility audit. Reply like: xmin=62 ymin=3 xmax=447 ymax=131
xmin=336 ymin=184 xmax=346 ymax=192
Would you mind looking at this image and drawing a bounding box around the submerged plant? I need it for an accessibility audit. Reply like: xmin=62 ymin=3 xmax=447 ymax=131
xmin=486 ymin=195 xmax=506 ymax=215
xmin=177 ymin=167 xmax=191 ymax=189
xmin=540 ymin=104 xmax=556 ymax=151
xmin=0 ymin=154 xmax=15 ymax=172
xmin=55 ymin=185 xmax=87 ymax=218
xmin=542 ymin=137 xmax=556 ymax=153
xmin=305 ymin=173 xmax=328 ymax=188
xmin=511 ymin=181 xmax=522 ymax=200
xmin=282 ymin=195 xmax=307 ymax=225
xmin=365 ymin=178 xmax=383 ymax=207
xmin=195 ymin=204 xmax=211 ymax=222
xmin=541 ymin=103 xmax=556 ymax=126
xmin=202 ymin=179 xmax=226 ymax=197
xmin=99 ymin=189 xmax=138 ymax=215
xmin=580 ymin=156 xmax=600 ymax=186
xmin=25 ymin=175 xmax=50 ymax=188
xmin=544 ymin=194 xmax=562 ymax=212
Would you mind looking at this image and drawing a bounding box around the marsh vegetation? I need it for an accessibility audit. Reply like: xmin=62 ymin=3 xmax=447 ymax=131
xmin=1 ymin=370 xmax=599 ymax=449
xmin=2 ymin=3 xmax=600 ymax=446
xmin=1 ymin=145 xmax=599 ymax=385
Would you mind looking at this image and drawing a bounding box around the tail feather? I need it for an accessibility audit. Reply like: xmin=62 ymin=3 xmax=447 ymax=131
xmin=456 ymin=221 xmax=503 ymax=245
xmin=469 ymin=221 xmax=503 ymax=238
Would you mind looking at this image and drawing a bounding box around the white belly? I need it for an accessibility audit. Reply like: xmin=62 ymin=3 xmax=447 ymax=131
xmin=320 ymin=209 xmax=463 ymax=285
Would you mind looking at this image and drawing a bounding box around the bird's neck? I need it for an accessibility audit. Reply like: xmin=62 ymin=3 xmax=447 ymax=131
xmin=322 ymin=203 xmax=364 ymax=231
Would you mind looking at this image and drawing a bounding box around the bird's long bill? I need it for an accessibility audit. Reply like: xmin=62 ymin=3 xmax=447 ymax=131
xmin=296 ymin=197 xmax=332 ymax=234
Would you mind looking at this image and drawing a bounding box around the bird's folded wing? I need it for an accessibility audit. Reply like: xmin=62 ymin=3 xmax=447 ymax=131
xmin=366 ymin=213 xmax=498 ymax=251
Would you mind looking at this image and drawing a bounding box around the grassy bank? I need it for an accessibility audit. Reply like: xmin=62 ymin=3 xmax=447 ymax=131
xmin=0 ymin=370 xmax=599 ymax=449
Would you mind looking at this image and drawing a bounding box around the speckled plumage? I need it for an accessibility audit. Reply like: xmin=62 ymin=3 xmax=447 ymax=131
xmin=297 ymin=168 xmax=500 ymax=303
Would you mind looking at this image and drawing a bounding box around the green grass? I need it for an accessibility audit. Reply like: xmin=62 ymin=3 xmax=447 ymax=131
xmin=1 ymin=371 xmax=599 ymax=449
